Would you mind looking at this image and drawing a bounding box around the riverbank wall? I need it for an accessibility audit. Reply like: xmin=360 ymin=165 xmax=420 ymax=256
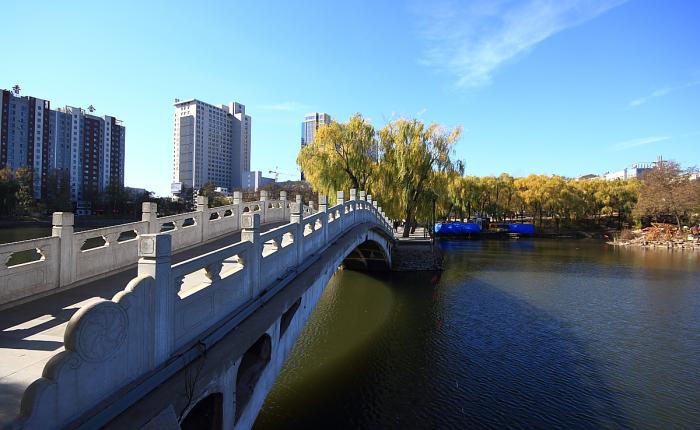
xmin=391 ymin=240 xmax=443 ymax=271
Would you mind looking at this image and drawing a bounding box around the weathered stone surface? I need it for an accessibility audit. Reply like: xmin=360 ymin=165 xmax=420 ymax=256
xmin=1 ymin=190 xmax=395 ymax=430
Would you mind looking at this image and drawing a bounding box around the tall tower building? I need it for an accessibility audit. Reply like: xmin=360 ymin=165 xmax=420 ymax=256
xmin=172 ymin=98 xmax=251 ymax=193
xmin=0 ymin=88 xmax=125 ymax=202
xmin=300 ymin=112 xmax=331 ymax=180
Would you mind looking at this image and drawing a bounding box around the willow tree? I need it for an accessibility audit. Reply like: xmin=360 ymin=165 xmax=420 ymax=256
xmin=297 ymin=113 xmax=378 ymax=201
xmin=376 ymin=119 xmax=461 ymax=237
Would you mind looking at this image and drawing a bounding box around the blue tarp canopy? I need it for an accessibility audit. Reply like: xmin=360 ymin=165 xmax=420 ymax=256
xmin=506 ymin=223 xmax=535 ymax=235
xmin=434 ymin=222 xmax=482 ymax=235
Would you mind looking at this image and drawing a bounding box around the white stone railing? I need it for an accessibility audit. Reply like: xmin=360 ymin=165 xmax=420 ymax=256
xmin=16 ymin=189 xmax=392 ymax=429
xmin=0 ymin=191 xmax=298 ymax=308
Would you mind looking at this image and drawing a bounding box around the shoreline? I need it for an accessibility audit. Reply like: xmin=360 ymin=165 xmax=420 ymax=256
xmin=607 ymin=239 xmax=698 ymax=250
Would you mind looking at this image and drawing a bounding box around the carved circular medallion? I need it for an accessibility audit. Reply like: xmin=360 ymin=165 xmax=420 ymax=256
xmin=69 ymin=301 xmax=128 ymax=363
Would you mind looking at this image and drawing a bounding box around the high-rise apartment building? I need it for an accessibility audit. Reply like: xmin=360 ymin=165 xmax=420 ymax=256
xmin=0 ymin=88 xmax=125 ymax=201
xmin=172 ymin=99 xmax=251 ymax=193
xmin=300 ymin=112 xmax=331 ymax=180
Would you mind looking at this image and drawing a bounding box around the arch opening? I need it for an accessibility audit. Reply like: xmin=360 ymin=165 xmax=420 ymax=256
xmin=280 ymin=298 xmax=302 ymax=338
xmin=181 ymin=392 xmax=223 ymax=430
xmin=342 ymin=239 xmax=390 ymax=271
xmin=235 ymin=334 xmax=272 ymax=422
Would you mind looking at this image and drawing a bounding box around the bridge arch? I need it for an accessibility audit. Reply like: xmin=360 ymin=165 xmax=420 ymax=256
xmin=342 ymin=237 xmax=392 ymax=271
xmin=235 ymin=333 xmax=272 ymax=423
xmin=180 ymin=392 xmax=223 ymax=430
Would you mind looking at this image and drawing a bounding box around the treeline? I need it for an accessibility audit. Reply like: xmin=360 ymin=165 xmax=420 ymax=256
xmin=448 ymin=174 xmax=639 ymax=229
xmin=0 ymin=166 xmax=186 ymax=218
xmin=298 ymin=114 xmax=700 ymax=236
xmin=0 ymin=166 xmax=72 ymax=216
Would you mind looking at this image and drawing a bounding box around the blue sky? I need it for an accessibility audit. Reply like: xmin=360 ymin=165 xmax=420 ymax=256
xmin=2 ymin=0 xmax=699 ymax=195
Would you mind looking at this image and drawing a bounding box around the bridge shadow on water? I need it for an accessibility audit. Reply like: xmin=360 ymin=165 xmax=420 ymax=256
xmin=255 ymin=240 xmax=632 ymax=429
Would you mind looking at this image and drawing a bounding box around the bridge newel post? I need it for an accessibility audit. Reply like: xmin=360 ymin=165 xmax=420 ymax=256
xmin=232 ymin=191 xmax=243 ymax=226
xmin=350 ymin=189 xmax=357 ymax=225
xmin=138 ymin=233 xmax=173 ymax=364
xmin=295 ymin=194 xmax=303 ymax=214
xmin=319 ymin=195 xmax=328 ymax=244
xmin=259 ymin=190 xmax=268 ymax=223
xmin=197 ymin=195 xmax=209 ymax=240
xmin=290 ymin=202 xmax=304 ymax=264
xmin=279 ymin=191 xmax=288 ymax=221
xmin=52 ymin=212 xmax=75 ymax=287
xmin=232 ymin=191 xmax=242 ymax=205
xmin=142 ymin=201 xmax=158 ymax=234
xmin=336 ymin=191 xmax=345 ymax=231
xmin=241 ymin=213 xmax=261 ymax=295
xmin=358 ymin=191 xmax=366 ymax=222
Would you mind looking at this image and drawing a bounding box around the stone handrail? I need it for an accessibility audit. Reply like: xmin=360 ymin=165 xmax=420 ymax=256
xmin=0 ymin=191 xmax=297 ymax=308
xmin=15 ymin=189 xmax=392 ymax=429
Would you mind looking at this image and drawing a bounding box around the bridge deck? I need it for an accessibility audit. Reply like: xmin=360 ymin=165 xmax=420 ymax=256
xmin=0 ymin=222 xmax=284 ymax=426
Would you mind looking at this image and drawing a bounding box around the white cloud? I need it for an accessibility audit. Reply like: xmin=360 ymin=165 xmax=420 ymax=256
xmin=627 ymin=81 xmax=700 ymax=108
xmin=611 ymin=135 xmax=671 ymax=151
xmin=413 ymin=0 xmax=626 ymax=87
xmin=259 ymin=101 xmax=309 ymax=112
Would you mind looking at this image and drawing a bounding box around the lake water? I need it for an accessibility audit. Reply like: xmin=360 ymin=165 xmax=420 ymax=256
xmin=255 ymin=239 xmax=700 ymax=429
xmin=0 ymin=227 xmax=51 ymax=244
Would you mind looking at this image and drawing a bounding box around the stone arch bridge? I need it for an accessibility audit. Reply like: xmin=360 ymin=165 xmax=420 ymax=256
xmin=1 ymin=189 xmax=394 ymax=430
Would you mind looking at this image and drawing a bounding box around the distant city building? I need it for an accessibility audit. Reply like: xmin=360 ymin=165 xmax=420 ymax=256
xmin=300 ymin=112 xmax=331 ymax=180
xmin=0 ymin=88 xmax=125 ymax=201
xmin=172 ymin=98 xmax=251 ymax=194
xmin=125 ymin=186 xmax=148 ymax=198
xmin=242 ymin=170 xmax=275 ymax=192
xmin=602 ymin=162 xmax=654 ymax=181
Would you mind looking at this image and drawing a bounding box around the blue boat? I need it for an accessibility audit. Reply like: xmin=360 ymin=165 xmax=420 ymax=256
xmin=434 ymin=221 xmax=535 ymax=238
xmin=505 ymin=223 xmax=535 ymax=236
xmin=434 ymin=222 xmax=482 ymax=236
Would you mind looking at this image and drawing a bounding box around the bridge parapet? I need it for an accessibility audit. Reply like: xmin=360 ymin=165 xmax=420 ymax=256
xmin=0 ymin=192 xmax=293 ymax=308
xmin=10 ymin=190 xmax=393 ymax=429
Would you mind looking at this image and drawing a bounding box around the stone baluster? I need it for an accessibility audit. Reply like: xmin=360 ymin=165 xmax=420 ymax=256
xmin=295 ymin=194 xmax=303 ymax=215
xmin=142 ymin=201 xmax=158 ymax=234
xmin=137 ymin=233 xmax=173 ymax=365
xmin=232 ymin=191 xmax=243 ymax=227
xmin=366 ymin=195 xmax=373 ymax=220
xmin=318 ymin=195 xmax=328 ymax=244
xmin=290 ymin=201 xmax=304 ymax=264
xmin=259 ymin=190 xmax=268 ymax=223
xmin=241 ymin=213 xmax=261 ymax=295
xmin=279 ymin=191 xmax=288 ymax=221
xmin=336 ymin=191 xmax=345 ymax=232
xmin=52 ymin=212 xmax=75 ymax=287
xmin=349 ymin=188 xmax=357 ymax=224
xmin=232 ymin=191 xmax=242 ymax=205
xmin=197 ymin=195 xmax=210 ymax=240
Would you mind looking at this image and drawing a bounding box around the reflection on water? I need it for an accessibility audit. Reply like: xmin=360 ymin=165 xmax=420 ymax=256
xmin=255 ymin=240 xmax=700 ymax=429
xmin=0 ymin=227 xmax=51 ymax=244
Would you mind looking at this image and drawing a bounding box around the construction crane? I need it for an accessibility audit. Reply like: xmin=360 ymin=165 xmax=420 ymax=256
xmin=268 ymin=166 xmax=294 ymax=182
